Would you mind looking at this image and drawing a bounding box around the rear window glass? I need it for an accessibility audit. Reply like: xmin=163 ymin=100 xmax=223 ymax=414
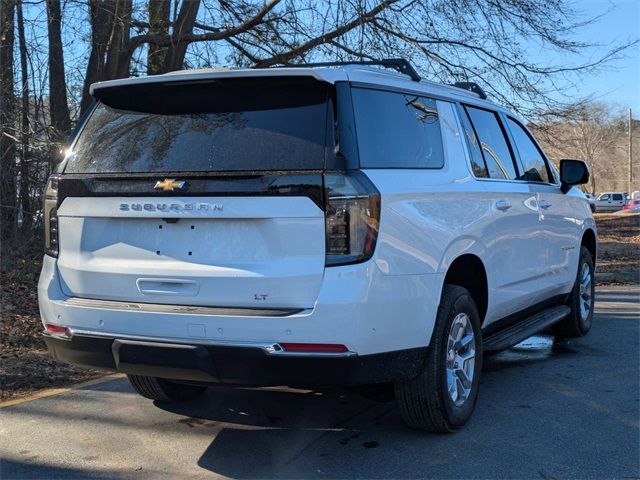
xmin=351 ymin=88 xmax=444 ymax=169
xmin=64 ymin=78 xmax=329 ymax=173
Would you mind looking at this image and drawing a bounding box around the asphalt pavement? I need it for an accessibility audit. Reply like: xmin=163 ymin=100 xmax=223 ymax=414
xmin=1 ymin=286 xmax=638 ymax=479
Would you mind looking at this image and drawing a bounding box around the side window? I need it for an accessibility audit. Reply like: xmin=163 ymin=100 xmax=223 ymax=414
xmin=598 ymin=194 xmax=610 ymax=201
xmin=612 ymin=194 xmax=623 ymax=201
xmin=464 ymin=106 xmax=518 ymax=180
xmin=457 ymin=105 xmax=488 ymax=178
xmin=506 ymin=117 xmax=551 ymax=183
xmin=351 ymin=88 xmax=444 ymax=168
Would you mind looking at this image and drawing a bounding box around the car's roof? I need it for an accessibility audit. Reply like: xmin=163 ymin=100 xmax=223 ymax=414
xmin=90 ymin=64 xmax=510 ymax=115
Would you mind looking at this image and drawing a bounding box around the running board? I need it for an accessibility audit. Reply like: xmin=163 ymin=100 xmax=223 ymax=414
xmin=483 ymin=305 xmax=571 ymax=352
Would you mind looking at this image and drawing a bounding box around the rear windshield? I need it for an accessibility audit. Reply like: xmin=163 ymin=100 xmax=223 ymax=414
xmin=64 ymin=77 xmax=329 ymax=173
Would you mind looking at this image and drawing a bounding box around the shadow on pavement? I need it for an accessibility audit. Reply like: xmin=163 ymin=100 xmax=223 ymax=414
xmin=158 ymin=386 xmax=409 ymax=479
xmin=0 ymin=458 xmax=113 ymax=480
xmin=153 ymin=332 xmax=588 ymax=479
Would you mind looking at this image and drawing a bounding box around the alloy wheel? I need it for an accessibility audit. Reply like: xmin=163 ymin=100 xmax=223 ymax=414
xmin=579 ymin=262 xmax=593 ymax=326
xmin=446 ymin=313 xmax=476 ymax=407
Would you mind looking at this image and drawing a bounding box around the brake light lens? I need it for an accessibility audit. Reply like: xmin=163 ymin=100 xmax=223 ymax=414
xmin=324 ymin=171 xmax=380 ymax=266
xmin=43 ymin=177 xmax=59 ymax=257
xmin=45 ymin=324 xmax=70 ymax=337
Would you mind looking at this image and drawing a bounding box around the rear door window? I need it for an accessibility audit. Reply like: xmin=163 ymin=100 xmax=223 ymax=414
xmin=352 ymin=88 xmax=444 ymax=168
xmin=64 ymin=78 xmax=329 ymax=173
xmin=613 ymin=194 xmax=623 ymax=201
xmin=505 ymin=117 xmax=551 ymax=183
xmin=464 ymin=106 xmax=518 ymax=180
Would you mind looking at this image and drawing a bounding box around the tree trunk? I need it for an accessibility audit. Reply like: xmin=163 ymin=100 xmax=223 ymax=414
xmin=147 ymin=0 xmax=170 ymax=75
xmin=104 ymin=0 xmax=133 ymax=80
xmin=162 ymin=0 xmax=200 ymax=73
xmin=80 ymin=0 xmax=116 ymax=114
xmin=46 ymin=0 xmax=71 ymax=147
xmin=16 ymin=0 xmax=30 ymax=228
xmin=0 ymin=0 xmax=17 ymax=253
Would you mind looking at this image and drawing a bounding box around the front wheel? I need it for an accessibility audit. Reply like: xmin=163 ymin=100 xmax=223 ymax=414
xmin=552 ymin=246 xmax=595 ymax=338
xmin=127 ymin=375 xmax=206 ymax=402
xmin=394 ymin=285 xmax=482 ymax=432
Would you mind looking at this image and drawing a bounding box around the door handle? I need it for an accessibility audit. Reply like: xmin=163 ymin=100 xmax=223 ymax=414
xmin=495 ymin=200 xmax=512 ymax=211
xmin=539 ymin=199 xmax=552 ymax=210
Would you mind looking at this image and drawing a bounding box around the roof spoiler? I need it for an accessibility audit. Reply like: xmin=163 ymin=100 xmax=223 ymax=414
xmin=273 ymin=58 xmax=421 ymax=82
xmin=452 ymin=82 xmax=488 ymax=99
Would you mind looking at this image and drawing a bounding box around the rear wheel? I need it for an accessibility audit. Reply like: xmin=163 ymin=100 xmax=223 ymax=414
xmin=552 ymin=246 xmax=595 ymax=338
xmin=394 ymin=285 xmax=482 ymax=432
xmin=127 ymin=375 xmax=206 ymax=402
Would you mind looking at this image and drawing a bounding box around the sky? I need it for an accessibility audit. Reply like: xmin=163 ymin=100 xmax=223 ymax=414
xmin=558 ymin=0 xmax=640 ymax=112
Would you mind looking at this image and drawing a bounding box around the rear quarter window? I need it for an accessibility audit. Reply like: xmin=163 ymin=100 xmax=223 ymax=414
xmin=351 ymin=88 xmax=444 ymax=169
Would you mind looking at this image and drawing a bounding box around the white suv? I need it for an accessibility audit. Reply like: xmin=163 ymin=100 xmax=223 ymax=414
xmin=594 ymin=192 xmax=627 ymax=212
xmin=39 ymin=59 xmax=597 ymax=432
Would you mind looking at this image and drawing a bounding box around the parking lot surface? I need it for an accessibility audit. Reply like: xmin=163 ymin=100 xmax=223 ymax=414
xmin=1 ymin=286 xmax=638 ymax=479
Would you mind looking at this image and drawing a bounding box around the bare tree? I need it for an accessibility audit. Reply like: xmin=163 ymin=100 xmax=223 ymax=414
xmin=162 ymin=0 xmax=201 ymax=72
xmin=533 ymin=102 xmax=625 ymax=195
xmin=80 ymin=1 xmax=117 ymax=113
xmin=104 ymin=0 xmax=133 ymax=79
xmin=16 ymin=0 xmax=30 ymax=228
xmin=147 ymin=0 xmax=170 ymax=75
xmin=46 ymin=0 xmax=71 ymax=142
xmin=0 ymin=0 xmax=17 ymax=253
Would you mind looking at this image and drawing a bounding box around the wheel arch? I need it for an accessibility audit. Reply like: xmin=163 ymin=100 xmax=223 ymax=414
xmin=443 ymin=253 xmax=489 ymax=325
xmin=581 ymin=228 xmax=597 ymax=266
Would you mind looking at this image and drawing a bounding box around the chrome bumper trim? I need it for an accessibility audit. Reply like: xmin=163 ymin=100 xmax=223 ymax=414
xmin=66 ymin=328 xmax=357 ymax=358
xmin=63 ymin=297 xmax=307 ymax=318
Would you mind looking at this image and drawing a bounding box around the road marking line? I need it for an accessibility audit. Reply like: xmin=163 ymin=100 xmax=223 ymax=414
xmin=0 ymin=374 xmax=125 ymax=408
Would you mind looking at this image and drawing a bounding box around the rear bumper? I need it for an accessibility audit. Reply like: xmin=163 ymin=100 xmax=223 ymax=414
xmin=43 ymin=333 xmax=425 ymax=387
xmin=39 ymin=255 xmax=443 ymax=356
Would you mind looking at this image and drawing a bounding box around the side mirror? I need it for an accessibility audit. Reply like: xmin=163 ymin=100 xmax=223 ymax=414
xmin=559 ymin=159 xmax=590 ymax=194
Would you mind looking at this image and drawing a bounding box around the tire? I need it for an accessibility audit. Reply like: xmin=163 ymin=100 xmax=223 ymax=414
xmin=394 ymin=285 xmax=483 ymax=432
xmin=552 ymin=246 xmax=595 ymax=338
xmin=127 ymin=375 xmax=206 ymax=402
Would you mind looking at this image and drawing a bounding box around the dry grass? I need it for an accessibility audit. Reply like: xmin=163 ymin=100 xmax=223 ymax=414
xmin=0 ymin=232 xmax=103 ymax=401
xmin=593 ymin=213 xmax=640 ymax=284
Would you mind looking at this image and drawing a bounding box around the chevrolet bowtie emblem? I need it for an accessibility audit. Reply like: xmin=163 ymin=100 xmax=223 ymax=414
xmin=154 ymin=179 xmax=186 ymax=191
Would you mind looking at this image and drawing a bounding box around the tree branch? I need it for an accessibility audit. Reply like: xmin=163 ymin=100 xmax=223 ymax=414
xmin=252 ymin=0 xmax=398 ymax=67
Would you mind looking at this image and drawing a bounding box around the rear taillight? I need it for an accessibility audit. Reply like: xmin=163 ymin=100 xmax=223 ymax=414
xmin=44 ymin=177 xmax=59 ymax=257
xmin=324 ymin=171 xmax=380 ymax=267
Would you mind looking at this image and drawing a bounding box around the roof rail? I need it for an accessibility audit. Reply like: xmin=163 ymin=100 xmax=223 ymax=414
xmin=271 ymin=58 xmax=421 ymax=82
xmin=452 ymin=82 xmax=488 ymax=99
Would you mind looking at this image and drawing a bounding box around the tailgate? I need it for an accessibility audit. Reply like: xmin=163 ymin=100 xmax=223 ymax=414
xmin=56 ymin=196 xmax=325 ymax=309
